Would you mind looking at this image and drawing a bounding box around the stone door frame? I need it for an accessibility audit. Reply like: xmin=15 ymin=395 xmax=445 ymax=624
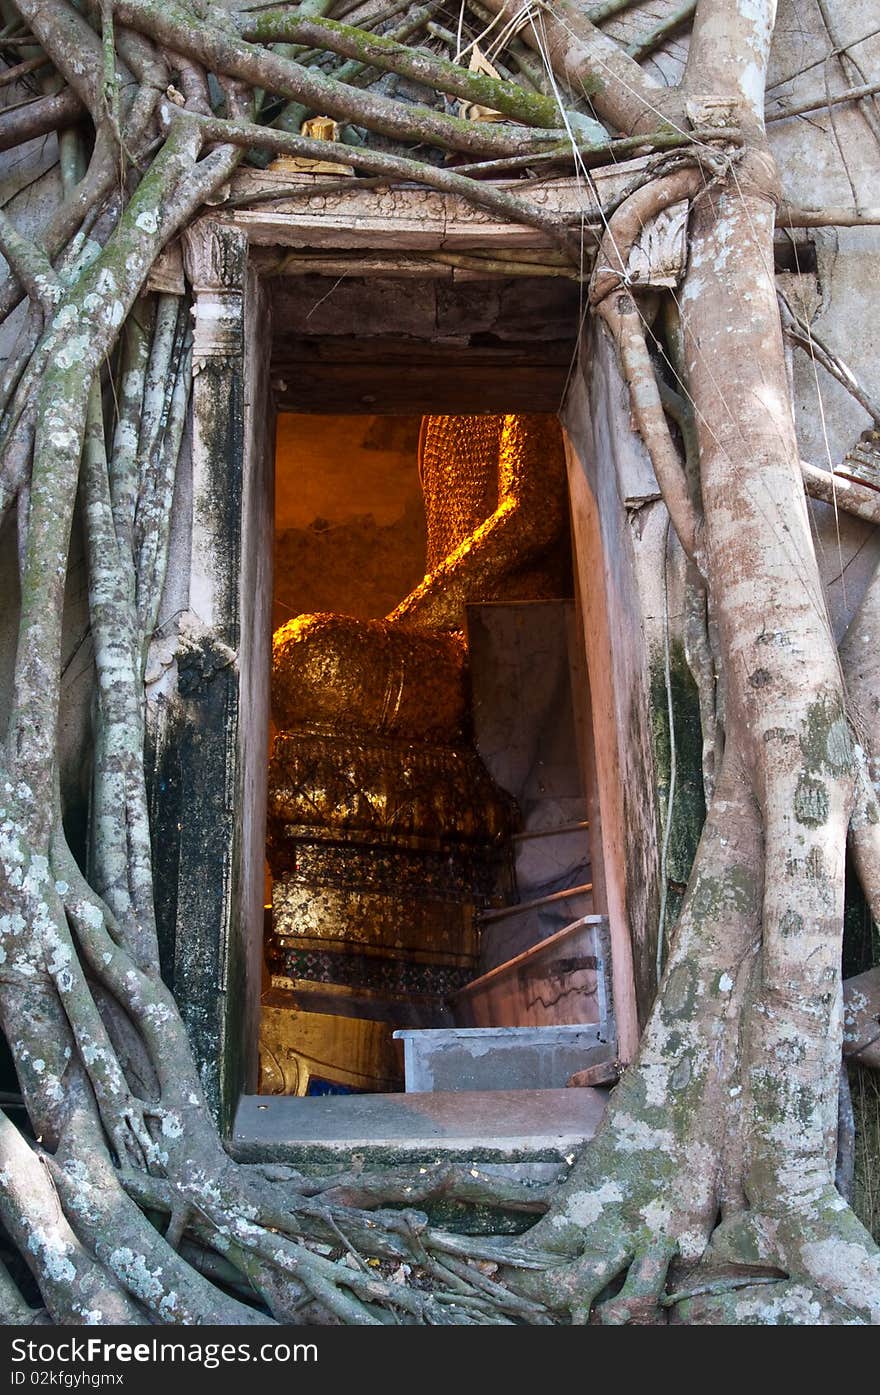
xmin=151 ymin=163 xmax=663 ymax=1129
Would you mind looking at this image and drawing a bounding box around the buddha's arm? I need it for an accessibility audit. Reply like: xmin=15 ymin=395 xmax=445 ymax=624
xmin=388 ymin=415 xmax=567 ymax=630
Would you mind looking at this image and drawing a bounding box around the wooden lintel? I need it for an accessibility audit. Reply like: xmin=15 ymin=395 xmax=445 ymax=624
xmin=221 ymin=165 xmax=641 ymax=256
xmin=273 ymin=362 xmax=571 ymax=414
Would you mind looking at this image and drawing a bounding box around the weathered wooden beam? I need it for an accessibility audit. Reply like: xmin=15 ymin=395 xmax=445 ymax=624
xmin=844 ymin=967 xmax=880 ymax=1071
xmin=272 ymin=357 xmax=572 ymax=413
xmin=268 ymin=271 xmax=580 ymax=341
xmin=221 ymin=165 xmax=631 ymax=254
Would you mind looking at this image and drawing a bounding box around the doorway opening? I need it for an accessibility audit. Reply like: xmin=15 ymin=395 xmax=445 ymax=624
xmin=260 ymin=407 xmax=612 ymax=1099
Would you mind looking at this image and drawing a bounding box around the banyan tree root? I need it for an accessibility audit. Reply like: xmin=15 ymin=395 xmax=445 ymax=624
xmin=0 ymin=0 xmax=879 ymax=1327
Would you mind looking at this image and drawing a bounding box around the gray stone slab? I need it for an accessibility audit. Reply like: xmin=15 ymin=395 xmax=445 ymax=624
xmin=232 ymin=1087 xmax=608 ymax=1164
xmin=394 ymin=1024 xmax=610 ymax=1092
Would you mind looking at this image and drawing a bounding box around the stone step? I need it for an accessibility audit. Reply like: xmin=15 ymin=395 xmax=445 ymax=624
xmin=393 ymin=1023 xmax=615 ymax=1092
xmin=233 ymin=1086 xmax=608 ymax=1164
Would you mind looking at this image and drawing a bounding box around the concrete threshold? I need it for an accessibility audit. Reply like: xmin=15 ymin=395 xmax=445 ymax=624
xmin=231 ymin=1087 xmax=608 ymax=1166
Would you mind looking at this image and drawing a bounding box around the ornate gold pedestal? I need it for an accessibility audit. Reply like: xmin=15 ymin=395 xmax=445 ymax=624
xmin=260 ymin=727 xmax=516 ymax=1094
xmin=259 ymin=1002 xmax=402 ymax=1096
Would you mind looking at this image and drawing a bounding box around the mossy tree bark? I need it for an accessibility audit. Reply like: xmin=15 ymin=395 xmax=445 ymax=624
xmin=0 ymin=0 xmax=879 ymax=1325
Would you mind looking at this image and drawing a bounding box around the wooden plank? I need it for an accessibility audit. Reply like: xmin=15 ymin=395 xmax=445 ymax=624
xmin=273 ymin=363 xmax=570 ymax=414
xmin=512 ymin=820 xmax=590 ymax=842
xmin=562 ymin=351 xmax=650 ymax=1060
xmin=223 ymin=166 xmax=643 ymax=254
xmin=567 ymin=1058 xmax=622 ymax=1087
xmin=478 ymin=882 xmax=594 ymax=924
xmin=274 ymin=337 xmax=574 ymax=364
xmin=252 ymin=250 xmax=457 ymax=279
xmin=566 ymin=581 xmax=608 ymax=915
xmin=268 ymin=275 xmax=580 ymax=343
xmin=454 ymin=916 xmax=606 ymax=1029
xmin=478 ymin=888 xmax=595 ymax=973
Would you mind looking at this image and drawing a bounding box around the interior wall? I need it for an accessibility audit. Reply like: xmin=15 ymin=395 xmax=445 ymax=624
xmin=274 ymin=413 xmax=426 ymax=630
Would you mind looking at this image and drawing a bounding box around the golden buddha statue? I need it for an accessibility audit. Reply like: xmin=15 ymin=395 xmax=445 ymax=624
xmin=260 ymin=413 xmax=568 ymax=1096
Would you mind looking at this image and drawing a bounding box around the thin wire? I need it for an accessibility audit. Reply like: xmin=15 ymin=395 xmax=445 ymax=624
xmin=524 ymin=3 xmax=625 ymax=408
xmin=482 ymin=9 xmax=532 ymax=62
xmin=766 ymin=24 xmax=880 ymax=92
xmin=527 ymin=6 xmax=626 ymax=268
xmin=529 ymin=3 xmax=712 ymax=443
xmin=526 ymin=10 xmax=740 ymax=566
xmin=657 ymin=514 xmax=676 ymax=981
xmin=556 ymin=234 xmax=593 ymax=415
xmin=454 ymin=2 xmax=516 ymax=65
xmin=305 ymin=273 xmax=347 ymax=320
xmin=648 ymin=154 xmax=833 ymax=628
xmin=529 ymin=0 xmax=723 ymax=155
xmin=525 ymin=0 xmax=841 ymax=642
xmin=820 ymin=47 xmax=863 ymax=211
xmin=784 ymin=239 xmax=846 ymax=613
xmin=527 ymin=8 xmax=855 ymax=743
